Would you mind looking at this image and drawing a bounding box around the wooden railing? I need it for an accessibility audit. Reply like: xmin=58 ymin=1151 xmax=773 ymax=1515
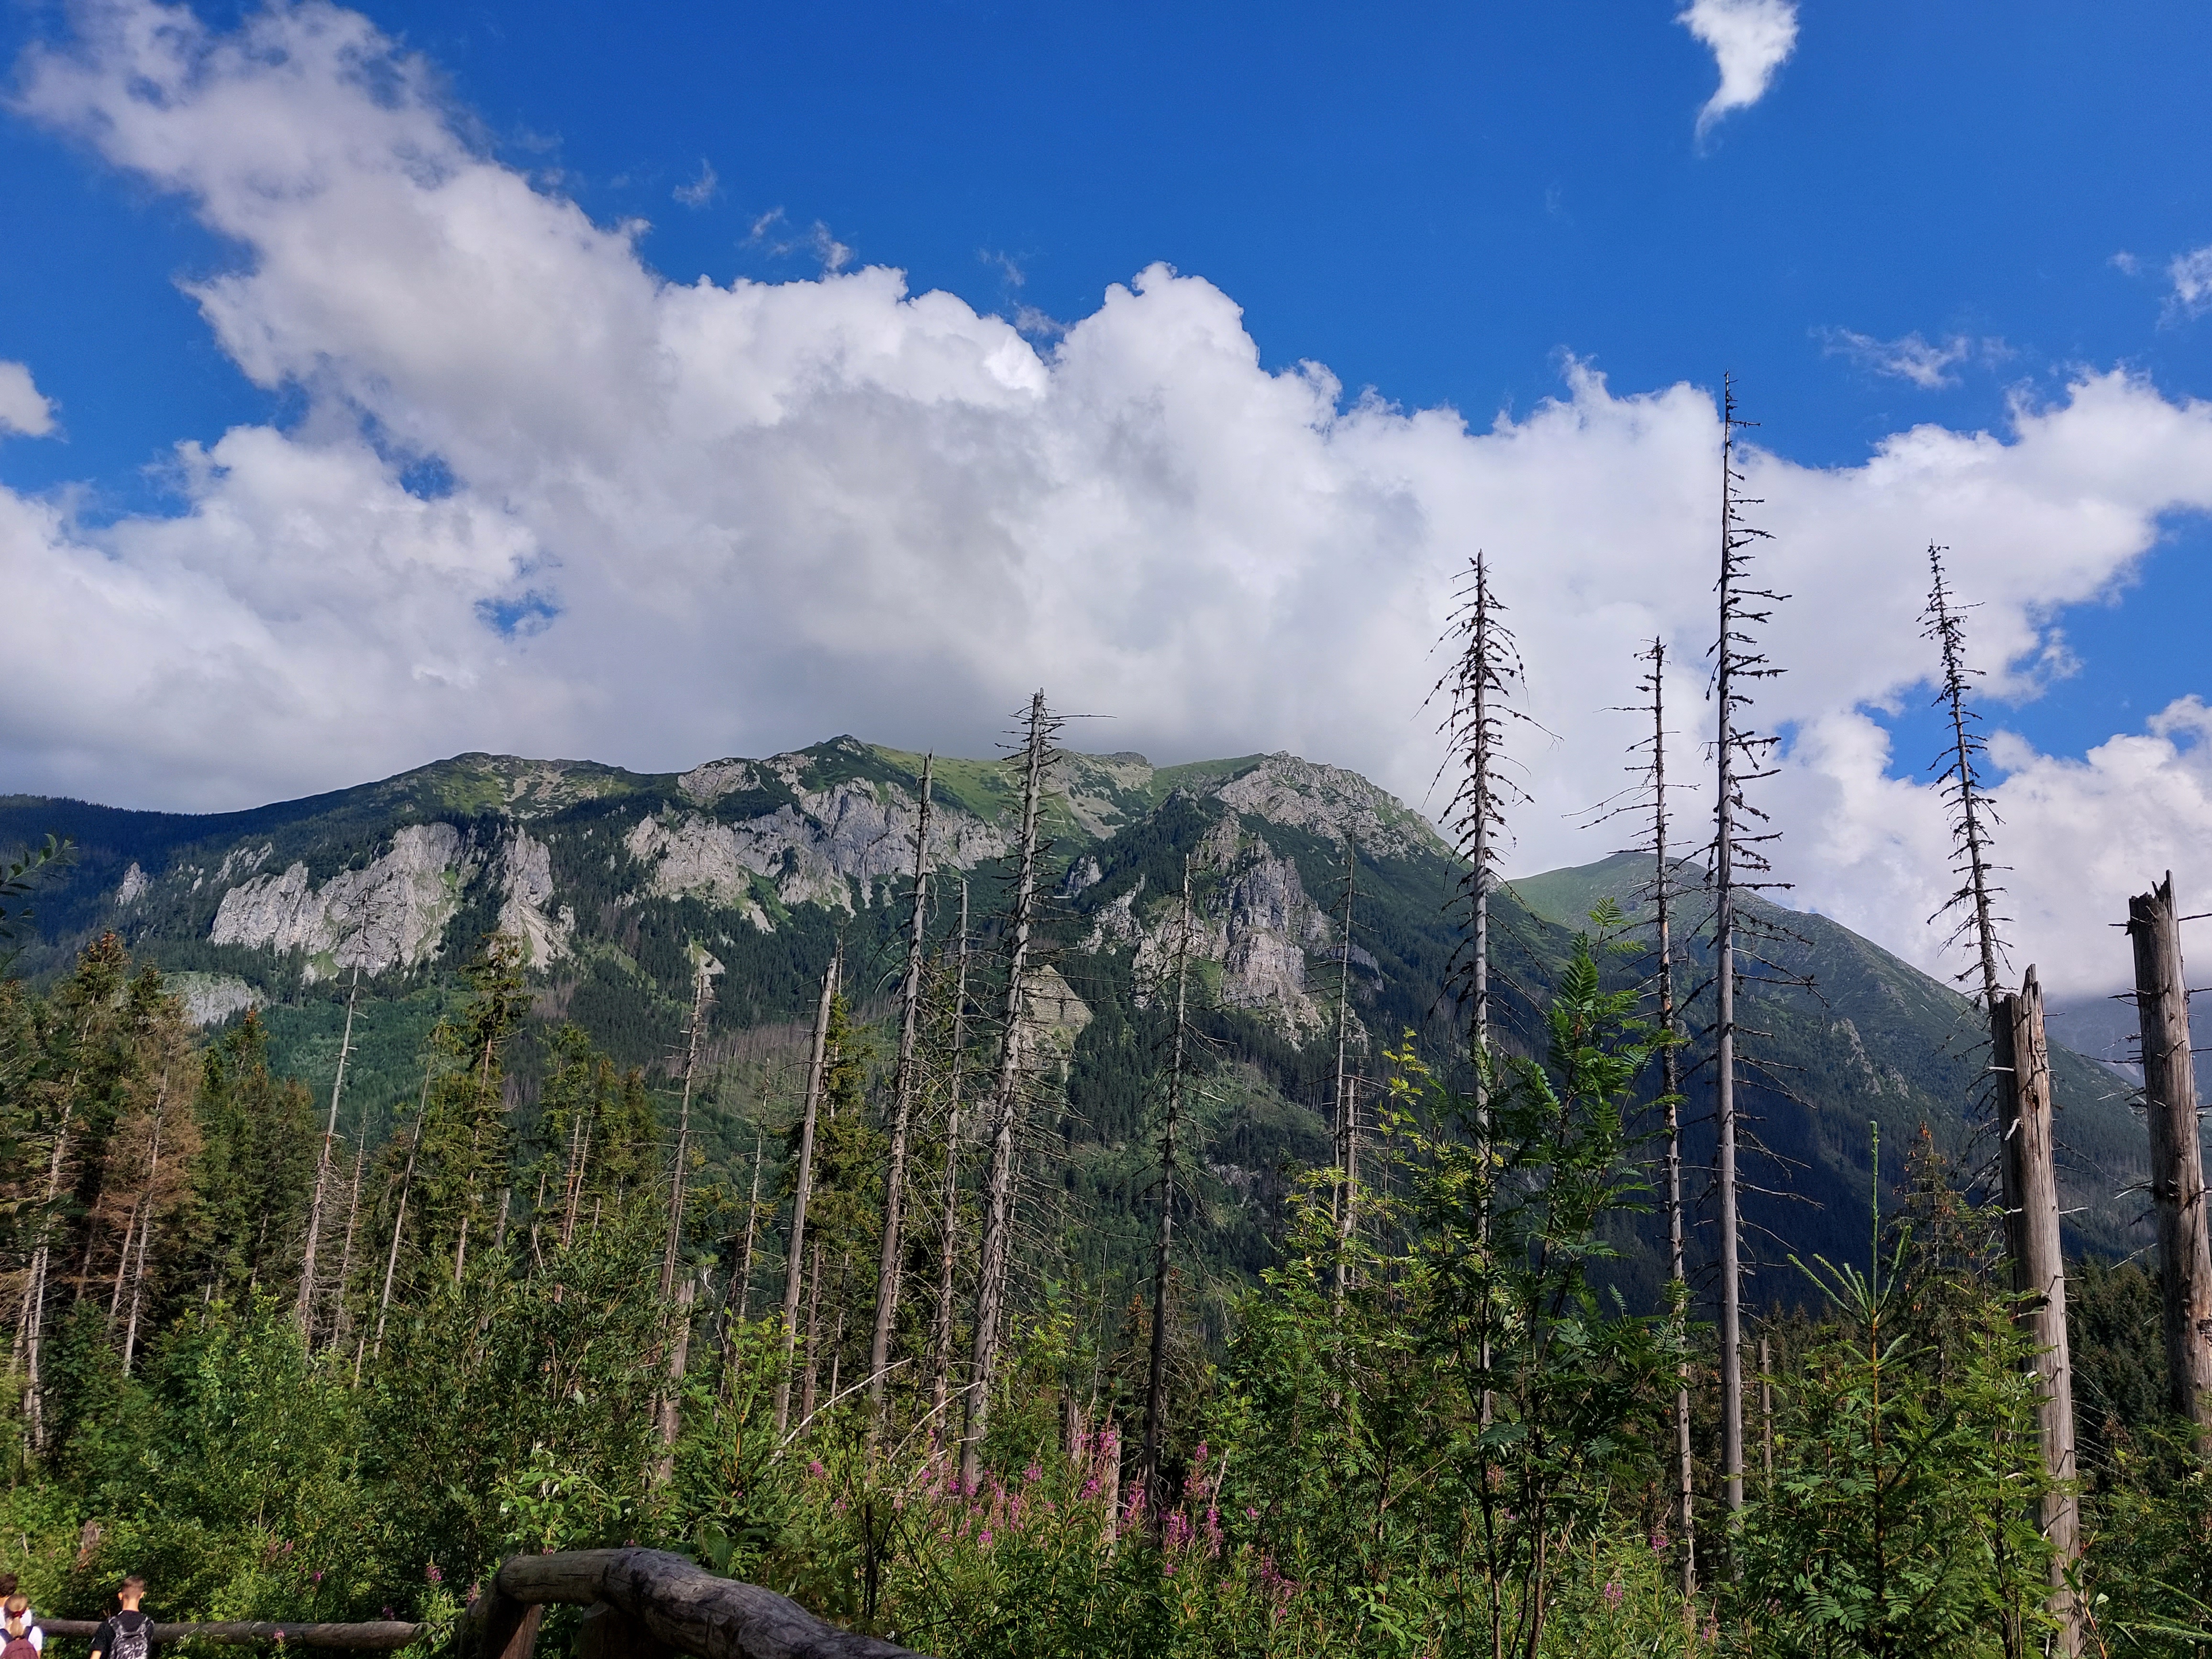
xmin=465 ymin=1548 xmax=927 ymax=1659
xmin=40 ymin=1621 xmax=422 ymax=1650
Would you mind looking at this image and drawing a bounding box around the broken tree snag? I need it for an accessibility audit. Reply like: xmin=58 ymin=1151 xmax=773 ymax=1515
xmin=494 ymin=1546 xmax=924 ymax=1659
xmin=1996 ymin=966 xmax=2081 ymax=1653
xmin=2131 ymin=874 xmax=2212 ymax=1430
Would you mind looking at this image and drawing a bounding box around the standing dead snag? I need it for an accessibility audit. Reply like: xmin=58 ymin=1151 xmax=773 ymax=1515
xmin=1607 ymin=637 xmax=1699 ymax=1595
xmin=927 ymin=881 xmax=973 ymax=1423
xmin=1140 ymin=860 xmax=1196 ymax=1512
xmin=662 ymin=957 xmax=717 ymax=1300
xmin=1436 ymin=552 xmax=1531 ymax=1098
xmin=868 ymin=756 xmax=935 ymax=1439
xmin=2131 ymin=875 xmax=2212 ymax=1431
xmin=962 ymin=692 xmax=1058 ymax=1488
xmin=1710 ymin=373 xmax=1787 ymax=1521
xmin=1926 ymin=543 xmax=2080 ymax=1651
xmin=776 ymin=953 xmax=841 ymax=1434
xmin=299 ymin=964 xmax=362 ymax=1335
xmin=1330 ymin=839 xmax=1360 ymax=1316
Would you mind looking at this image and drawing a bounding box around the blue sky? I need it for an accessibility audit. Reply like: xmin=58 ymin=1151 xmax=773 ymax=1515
xmin=1 ymin=0 xmax=2210 ymax=989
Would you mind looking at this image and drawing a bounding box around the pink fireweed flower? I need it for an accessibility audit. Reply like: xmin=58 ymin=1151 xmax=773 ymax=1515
xmin=807 ymin=1459 xmax=827 ymax=1479
xmin=978 ymin=1528 xmax=992 ymax=1547
xmin=426 ymin=1563 xmax=443 ymax=1584
xmin=1651 ymin=1532 xmax=1670 ymax=1553
xmin=1603 ymin=1582 xmax=1625 ymax=1608
xmin=1245 ymin=1507 xmax=1259 ymax=1521
xmin=1024 ymin=1460 xmax=1043 ymax=1484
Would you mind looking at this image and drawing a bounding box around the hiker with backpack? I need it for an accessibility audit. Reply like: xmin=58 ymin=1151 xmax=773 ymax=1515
xmin=2 ymin=1595 xmax=38 ymax=1659
xmin=0 ymin=1573 xmax=42 ymax=1657
xmin=88 ymin=1578 xmax=149 ymax=1659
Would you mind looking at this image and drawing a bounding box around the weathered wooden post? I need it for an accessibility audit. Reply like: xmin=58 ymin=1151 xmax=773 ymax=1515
xmin=1992 ymin=966 xmax=2081 ymax=1654
xmin=2131 ymin=874 xmax=2212 ymax=1430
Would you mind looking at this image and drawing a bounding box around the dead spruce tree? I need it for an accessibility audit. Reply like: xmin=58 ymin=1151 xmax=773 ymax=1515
xmin=1330 ymin=837 xmax=1361 ymax=1315
xmin=1925 ymin=543 xmax=2081 ymax=1648
xmin=1140 ymin=858 xmax=1197 ymax=1511
xmin=1436 ymin=551 xmax=1532 ymax=1097
xmin=962 ymin=692 xmax=1058 ymax=1487
xmin=1710 ymin=374 xmax=1788 ymax=1520
xmin=298 ymin=962 xmax=363 ymax=1336
xmin=927 ymin=880 xmax=973 ymax=1422
xmin=662 ymin=955 xmax=717 ymax=1299
xmin=868 ymin=754 xmax=936 ymax=1438
xmin=1589 ymin=636 xmax=1700 ymax=1593
xmin=776 ymin=952 xmax=841 ymax=1433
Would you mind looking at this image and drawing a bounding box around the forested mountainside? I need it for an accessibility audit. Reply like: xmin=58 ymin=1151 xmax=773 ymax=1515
xmin=0 ymin=736 xmax=2148 ymax=1318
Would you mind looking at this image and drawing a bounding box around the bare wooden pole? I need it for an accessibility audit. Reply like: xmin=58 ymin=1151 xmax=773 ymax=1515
xmin=775 ymin=954 xmax=840 ymax=1433
xmin=869 ymin=756 xmax=935 ymax=1436
xmin=928 ymin=882 xmax=972 ymax=1424
xmin=1140 ymin=861 xmax=1194 ymax=1510
xmin=962 ymin=694 xmax=1053 ymax=1487
xmin=661 ymin=961 xmax=715 ymax=1300
xmin=299 ymin=963 xmax=362 ymax=1335
xmin=2131 ymin=874 xmax=2212 ymax=1429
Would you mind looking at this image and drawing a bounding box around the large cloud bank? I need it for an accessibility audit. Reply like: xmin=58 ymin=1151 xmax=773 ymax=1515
xmin=6 ymin=0 xmax=2212 ymax=996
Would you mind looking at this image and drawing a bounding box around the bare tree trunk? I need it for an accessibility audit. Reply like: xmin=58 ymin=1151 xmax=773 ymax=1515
xmin=1141 ymin=862 xmax=1194 ymax=1511
xmin=299 ymin=964 xmax=362 ymax=1336
xmin=654 ymin=1275 xmax=696 ymax=1475
xmin=2132 ymin=875 xmax=2212 ymax=1429
xmin=928 ymin=882 xmax=972 ymax=1427
xmin=18 ymin=1012 xmax=96 ymax=1450
xmin=661 ymin=962 xmax=715 ymax=1300
xmin=1993 ymin=968 xmax=2081 ymax=1652
xmin=800 ymin=1243 xmax=825 ymax=1426
xmin=962 ymin=693 xmax=1054 ymax=1488
xmin=775 ymin=955 xmax=839 ymax=1433
xmin=372 ymin=1061 xmax=433 ymax=1365
xmin=1637 ymin=637 xmax=1698 ymax=1598
xmin=869 ymin=756 xmax=935 ymax=1438
xmin=1331 ymin=841 xmax=1359 ymax=1316
xmin=121 ymin=1079 xmax=169 ymax=1377
xmin=329 ymin=1138 xmax=366 ymax=1353
xmin=1712 ymin=375 xmax=1770 ymax=1524
xmin=737 ymin=1126 xmax=763 ymax=1323
xmin=560 ymin=1073 xmax=593 ymax=1249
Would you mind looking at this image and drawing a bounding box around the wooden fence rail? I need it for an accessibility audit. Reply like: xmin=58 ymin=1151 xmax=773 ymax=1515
xmin=467 ymin=1548 xmax=927 ymax=1659
xmin=40 ymin=1622 xmax=423 ymax=1650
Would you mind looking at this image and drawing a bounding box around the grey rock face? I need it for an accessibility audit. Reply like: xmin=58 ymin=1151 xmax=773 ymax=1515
xmin=1213 ymin=753 xmax=1441 ymax=860
xmin=115 ymin=863 xmax=148 ymax=907
xmin=626 ymin=780 xmax=1009 ymax=918
xmin=498 ymin=829 xmax=575 ymax=968
xmin=210 ymin=822 xmax=471 ymax=981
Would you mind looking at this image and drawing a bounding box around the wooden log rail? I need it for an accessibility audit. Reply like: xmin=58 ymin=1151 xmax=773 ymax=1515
xmin=40 ymin=1621 xmax=423 ymax=1650
xmin=467 ymin=1548 xmax=927 ymax=1659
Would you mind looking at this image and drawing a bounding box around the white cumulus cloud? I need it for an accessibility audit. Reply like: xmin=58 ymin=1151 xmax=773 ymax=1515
xmin=1819 ymin=328 xmax=1978 ymax=390
xmin=6 ymin=0 xmax=2212 ymax=998
xmin=2171 ymin=244 xmax=2212 ymax=319
xmin=0 ymin=361 xmax=55 ymax=437
xmin=1678 ymin=0 xmax=1799 ymax=140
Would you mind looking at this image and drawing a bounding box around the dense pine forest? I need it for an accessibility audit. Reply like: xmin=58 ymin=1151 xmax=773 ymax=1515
xmin=0 ymin=554 xmax=2209 ymax=1658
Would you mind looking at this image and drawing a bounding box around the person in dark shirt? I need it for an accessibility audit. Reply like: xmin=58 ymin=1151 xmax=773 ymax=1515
xmin=88 ymin=1578 xmax=149 ymax=1659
